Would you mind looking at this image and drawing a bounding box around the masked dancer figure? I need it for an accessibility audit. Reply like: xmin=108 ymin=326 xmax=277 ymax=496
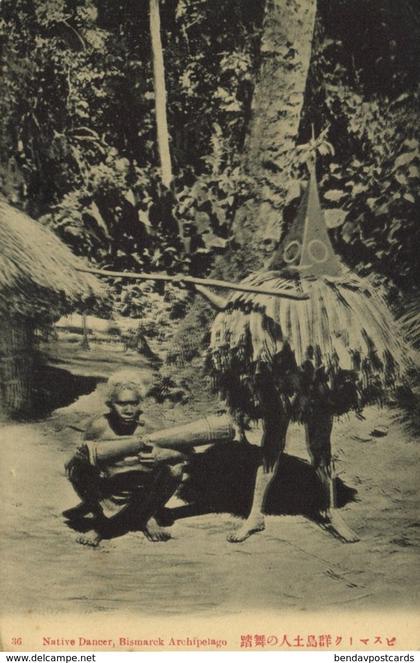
xmin=182 ymin=164 xmax=412 ymax=543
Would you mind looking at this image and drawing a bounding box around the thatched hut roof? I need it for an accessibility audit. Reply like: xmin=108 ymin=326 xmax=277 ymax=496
xmin=0 ymin=199 xmax=107 ymax=320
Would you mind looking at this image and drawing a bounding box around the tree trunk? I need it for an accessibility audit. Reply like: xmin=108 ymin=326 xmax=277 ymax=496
xmin=169 ymin=0 xmax=316 ymax=364
xmin=149 ymin=0 xmax=173 ymax=188
xmin=233 ymin=0 xmax=316 ymax=266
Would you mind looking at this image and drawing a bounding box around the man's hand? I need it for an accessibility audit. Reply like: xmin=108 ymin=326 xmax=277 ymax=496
xmin=137 ymin=445 xmax=186 ymax=467
xmin=172 ymin=276 xmax=227 ymax=310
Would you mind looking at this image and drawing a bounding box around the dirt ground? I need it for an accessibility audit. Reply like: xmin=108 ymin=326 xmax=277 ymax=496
xmin=1 ymin=341 xmax=419 ymax=617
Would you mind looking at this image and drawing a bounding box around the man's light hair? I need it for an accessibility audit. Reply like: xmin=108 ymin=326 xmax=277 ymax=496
xmin=105 ymin=370 xmax=146 ymax=405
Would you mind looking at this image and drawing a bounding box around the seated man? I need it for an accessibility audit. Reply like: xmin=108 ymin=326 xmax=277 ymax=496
xmin=65 ymin=370 xmax=187 ymax=547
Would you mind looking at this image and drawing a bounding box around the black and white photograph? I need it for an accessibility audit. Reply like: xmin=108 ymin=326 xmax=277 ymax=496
xmin=0 ymin=0 xmax=419 ymax=652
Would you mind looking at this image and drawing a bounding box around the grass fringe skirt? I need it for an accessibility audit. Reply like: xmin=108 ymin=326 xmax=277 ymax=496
xmin=207 ymin=270 xmax=413 ymax=421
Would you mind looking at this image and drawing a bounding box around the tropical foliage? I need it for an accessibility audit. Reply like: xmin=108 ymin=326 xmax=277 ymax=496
xmin=303 ymin=2 xmax=420 ymax=293
xmin=0 ymin=0 xmax=419 ymax=324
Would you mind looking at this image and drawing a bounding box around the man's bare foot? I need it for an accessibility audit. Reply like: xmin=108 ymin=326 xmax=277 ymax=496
xmin=143 ymin=517 xmax=171 ymax=542
xmin=76 ymin=531 xmax=102 ymax=547
xmin=227 ymin=515 xmax=265 ymax=543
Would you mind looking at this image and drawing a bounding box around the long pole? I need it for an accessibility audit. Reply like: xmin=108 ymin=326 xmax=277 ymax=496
xmin=77 ymin=266 xmax=309 ymax=301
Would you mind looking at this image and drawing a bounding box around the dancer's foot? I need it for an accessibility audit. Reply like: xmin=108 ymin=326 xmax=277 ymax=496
xmin=143 ymin=517 xmax=171 ymax=542
xmin=227 ymin=515 xmax=265 ymax=543
xmin=320 ymin=509 xmax=360 ymax=543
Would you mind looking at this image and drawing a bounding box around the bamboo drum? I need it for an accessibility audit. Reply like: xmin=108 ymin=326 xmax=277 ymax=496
xmin=87 ymin=414 xmax=235 ymax=465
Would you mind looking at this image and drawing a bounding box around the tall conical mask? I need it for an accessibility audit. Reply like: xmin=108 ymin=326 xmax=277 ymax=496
xmin=274 ymin=163 xmax=343 ymax=277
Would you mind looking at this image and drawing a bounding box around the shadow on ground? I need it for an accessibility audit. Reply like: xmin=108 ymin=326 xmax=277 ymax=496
xmin=179 ymin=441 xmax=357 ymax=517
xmin=65 ymin=441 xmax=357 ymax=541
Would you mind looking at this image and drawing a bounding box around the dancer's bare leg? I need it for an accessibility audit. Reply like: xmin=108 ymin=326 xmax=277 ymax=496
xmin=227 ymin=466 xmax=273 ymax=542
xmin=228 ymin=394 xmax=290 ymax=543
xmin=305 ymin=413 xmax=359 ymax=543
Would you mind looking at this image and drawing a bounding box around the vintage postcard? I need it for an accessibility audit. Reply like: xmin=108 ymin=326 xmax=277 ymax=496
xmin=1 ymin=0 xmax=419 ymax=654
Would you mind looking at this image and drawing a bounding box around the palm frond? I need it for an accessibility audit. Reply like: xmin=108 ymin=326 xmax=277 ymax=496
xmin=398 ymin=295 xmax=420 ymax=349
xmin=208 ymin=270 xmax=414 ymax=420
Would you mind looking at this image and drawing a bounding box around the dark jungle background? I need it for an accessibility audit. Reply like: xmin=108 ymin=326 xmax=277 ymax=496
xmin=0 ymin=0 xmax=419 ymax=350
